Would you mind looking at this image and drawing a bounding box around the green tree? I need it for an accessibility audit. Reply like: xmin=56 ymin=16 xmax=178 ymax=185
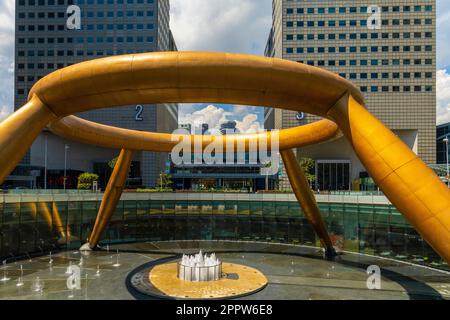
xmin=299 ymin=158 xmax=316 ymax=185
xmin=157 ymin=172 xmax=173 ymax=190
xmin=108 ymin=157 xmax=118 ymax=169
xmin=77 ymin=173 xmax=99 ymax=190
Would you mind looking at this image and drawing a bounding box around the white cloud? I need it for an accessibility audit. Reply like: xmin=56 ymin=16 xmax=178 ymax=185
xmin=180 ymin=104 xmax=262 ymax=134
xmin=170 ymin=0 xmax=272 ymax=54
xmin=0 ymin=105 xmax=10 ymax=122
xmin=0 ymin=0 xmax=15 ymax=122
xmin=438 ymin=0 xmax=450 ymax=69
xmin=170 ymin=0 xmax=270 ymax=131
xmin=235 ymin=113 xmax=262 ymax=133
xmin=437 ymin=69 xmax=450 ymax=125
xmin=180 ymin=105 xmax=231 ymax=134
xmin=232 ymin=105 xmax=260 ymax=117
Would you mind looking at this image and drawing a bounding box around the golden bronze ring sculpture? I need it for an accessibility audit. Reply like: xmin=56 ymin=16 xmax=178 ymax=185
xmin=48 ymin=115 xmax=340 ymax=153
xmin=48 ymin=115 xmax=340 ymax=254
xmin=0 ymin=52 xmax=449 ymax=264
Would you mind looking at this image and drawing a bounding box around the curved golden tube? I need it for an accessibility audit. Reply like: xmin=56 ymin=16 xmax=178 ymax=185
xmin=28 ymin=52 xmax=364 ymax=117
xmin=48 ymin=115 xmax=340 ymax=152
xmin=281 ymin=149 xmax=334 ymax=253
xmin=3 ymin=52 xmax=356 ymax=185
xmin=0 ymin=52 xmax=448 ymax=264
xmin=0 ymin=95 xmax=57 ymax=183
xmin=329 ymin=95 xmax=450 ymax=264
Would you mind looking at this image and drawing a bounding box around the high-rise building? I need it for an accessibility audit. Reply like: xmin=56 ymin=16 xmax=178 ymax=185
xmin=437 ymin=122 xmax=450 ymax=165
xmin=265 ymin=0 xmax=436 ymax=191
xmin=201 ymin=123 xmax=209 ymax=135
xmin=180 ymin=123 xmax=192 ymax=134
xmin=14 ymin=0 xmax=178 ymax=188
xmin=179 ymin=123 xmax=209 ymax=135
xmin=220 ymin=121 xmax=239 ymax=135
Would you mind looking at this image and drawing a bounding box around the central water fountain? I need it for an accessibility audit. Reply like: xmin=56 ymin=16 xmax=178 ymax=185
xmin=130 ymin=250 xmax=268 ymax=300
xmin=177 ymin=251 xmax=222 ymax=282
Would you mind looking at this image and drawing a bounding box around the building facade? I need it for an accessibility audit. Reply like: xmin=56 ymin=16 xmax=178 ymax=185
xmin=437 ymin=122 xmax=450 ymax=165
xmin=13 ymin=0 xmax=178 ymax=189
xmin=265 ymin=0 xmax=436 ymax=191
xmin=172 ymin=121 xmax=277 ymax=191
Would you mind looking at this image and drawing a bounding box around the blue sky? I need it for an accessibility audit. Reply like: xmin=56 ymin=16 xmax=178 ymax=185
xmin=437 ymin=0 xmax=450 ymax=70
xmin=1 ymin=0 xmax=450 ymax=127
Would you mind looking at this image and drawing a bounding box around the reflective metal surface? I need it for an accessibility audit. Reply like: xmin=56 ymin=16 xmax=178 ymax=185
xmin=0 ymin=52 xmax=448 ymax=264
xmin=88 ymin=149 xmax=135 ymax=248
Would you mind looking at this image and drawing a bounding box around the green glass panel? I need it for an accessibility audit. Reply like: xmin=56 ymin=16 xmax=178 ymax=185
xmin=263 ymin=201 xmax=275 ymax=217
xmin=276 ymin=202 xmax=290 ymax=218
xmin=150 ymin=200 xmax=163 ymax=215
xmin=237 ymin=201 xmax=250 ymax=216
xmin=249 ymin=201 xmax=262 ymax=216
xmin=175 ymin=201 xmax=189 ymax=215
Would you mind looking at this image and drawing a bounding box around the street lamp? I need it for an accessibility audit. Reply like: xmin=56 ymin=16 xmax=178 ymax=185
xmin=64 ymin=144 xmax=70 ymax=191
xmin=444 ymin=136 xmax=449 ymax=188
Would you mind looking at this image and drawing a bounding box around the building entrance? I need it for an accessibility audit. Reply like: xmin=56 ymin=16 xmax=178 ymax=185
xmin=315 ymin=160 xmax=351 ymax=191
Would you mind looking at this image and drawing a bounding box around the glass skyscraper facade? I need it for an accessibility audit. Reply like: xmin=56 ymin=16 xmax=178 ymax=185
xmin=265 ymin=0 xmax=436 ymax=191
xmin=14 ymin=0 xmax=178 ymax=188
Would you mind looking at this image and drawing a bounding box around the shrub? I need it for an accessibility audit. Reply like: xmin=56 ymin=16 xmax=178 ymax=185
xmin=136 ymin=188 xmax=173 ymax=193
xmin=77 ymin=173 xmax=99 ymax=190
xmin=77 ymin=183 xmax=92 ymax=190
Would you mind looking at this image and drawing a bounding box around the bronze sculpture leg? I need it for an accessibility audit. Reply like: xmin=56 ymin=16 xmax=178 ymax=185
xmin=0 ymin=95 xmax=56 ymax=184
xmin=281 ymin=149 xmax=336 ymax=259
xmin=83 ymin=149 xmax=135 ymax=249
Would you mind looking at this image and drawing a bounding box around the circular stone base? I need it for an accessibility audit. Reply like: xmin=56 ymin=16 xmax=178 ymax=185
xmin=149 ymin=262 xmax=268 ymax=299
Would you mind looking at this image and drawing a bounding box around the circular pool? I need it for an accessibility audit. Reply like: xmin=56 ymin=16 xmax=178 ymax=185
xmin=0 ymin=241 xmax=449 ymax=300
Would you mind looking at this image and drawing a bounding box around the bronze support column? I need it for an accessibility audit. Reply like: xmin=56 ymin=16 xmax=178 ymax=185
xmin=281 ymin=149 xmax=336 ymax=259
xmin=0 ymin=95 xmax=56 ymax=184
xmin=85 ymin=149 xmax=135 ymax=249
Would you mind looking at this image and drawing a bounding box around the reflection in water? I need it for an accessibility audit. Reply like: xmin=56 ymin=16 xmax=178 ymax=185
xmin=26 ymin=202 xmax=72 ymax=240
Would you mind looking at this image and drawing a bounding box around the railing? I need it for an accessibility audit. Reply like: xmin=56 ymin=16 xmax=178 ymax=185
xmin=0 ymin=191 xmax=393 ymax=206
xmin=2 ymin=189 xmax=98 ymax=195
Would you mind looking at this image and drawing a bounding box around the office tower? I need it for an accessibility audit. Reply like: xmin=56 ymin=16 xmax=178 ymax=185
xmin=265 ymin=0 xmax=436 ymax=191
xmin=201 ymin=123 xmax=209 ymax=135
xmin=220 ymin=121 xmax=239 ymax=135
xmin=14 ymin=0 xmax=178 ymax=188
xmin=180 ymin=123 xmax=192 ymax=134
